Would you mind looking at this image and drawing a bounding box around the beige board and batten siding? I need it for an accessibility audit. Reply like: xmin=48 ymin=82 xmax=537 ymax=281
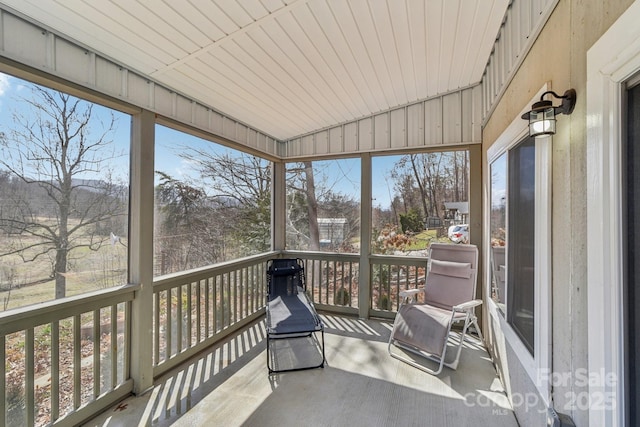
xmin=283 ymin=84 xmax=483 ymax=158
xmin=0 ymin=7 xmax=280 ymax=159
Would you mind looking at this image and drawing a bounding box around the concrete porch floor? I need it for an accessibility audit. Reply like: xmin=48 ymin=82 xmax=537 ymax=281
xmin=82 ymin=314 xmax=518 ymax=427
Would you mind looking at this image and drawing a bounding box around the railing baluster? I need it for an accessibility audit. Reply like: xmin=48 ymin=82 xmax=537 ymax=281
xmin=166 ymin=290 xmax=172 ymax=359
xmin=222 ymin=273 xmax=227 ymax=330
xmin=339 ymin=260 xmax=343 ymax=304
xmin=111 ymin=304 xmax=117 ymax=392
xmin=351 ymin=262 xmax=355 ymax=307
xmin=213 ymin=275 xmax=219 ymax=333
xmin=318 ymin=260 xmax=323 ymax=304
xmin=93 ymin=309 xmax=100 ymax=399
xmin=177 ymin=286 xmax=183 ymax=353
xmin=204 ymin=277 xmax=210 ymax=339
xmin=197 ymin=279 xmax=202 ymax=344
xmin=392 ymin=265 xmax=398 ymax=310
xmin=314 ymin=259 xmax=319 ymax=303
xmin=51 ymin=321 xmax=59 ymax=422
xmin=26 ymin=328 xmax=34 ymax=426
xmin=224 ymin=273 xmax=233 ymax=328
xmin=307 ymin=260 xmax=313 ymax=301
xmin=154 ymin=291 xmax=160 ymax=365
xmin=247 ymin=266 xmax=252 ymax=314
xmin=0 ymin=335 xmax=5 ymax=426
xmin=325 ymin=260 xmax=330 ymax=303
xmin=238 ymin=268 xmax=244 ymax=322
xmin=229 ymin=272 xmax=234 ymax=325
xmin=220 ymin=273 xmax=225 ymax=328
xmin=221 ymin=273 xmax=226 ymax=329
xmin=260 ymin=263 xmax=264 ymax=309
xmin=228 ymin=272 xmax=232 ymax=327
xmin=251 ymin=265 xmax=256 ymax=314
xmin=124 ymin=301 xmax=131 ymax=380
xmin=233 ymin=270 xmax=238 ymax=325
xmin=186 ymin=281 xmax=192 ymax=348
xmin=257 ymin=263 xmax=262 ymax=307
xmin=245 ymin=267 xmax=250 ymax=318
xmin=248 ymin=266 xmax=252 ymax=316
xmin=73 ymin=314 xmax=81 ymax=410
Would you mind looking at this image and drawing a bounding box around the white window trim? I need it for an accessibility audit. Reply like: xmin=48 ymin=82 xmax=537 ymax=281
xmin=587 ymin=2 xmax=640 ymax=427
xmin=485 ymin=84 xmax=552 ymax=405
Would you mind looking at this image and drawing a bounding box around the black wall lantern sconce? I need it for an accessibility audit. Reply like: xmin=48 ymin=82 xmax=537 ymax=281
xmin=521 ymin=89 xmax=576 ymax=138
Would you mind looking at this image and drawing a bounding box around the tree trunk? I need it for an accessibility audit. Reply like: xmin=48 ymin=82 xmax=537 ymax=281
xmin=303 ymin=161 xmax=320 ymax=250
xmin=54 ymin=246 xmax=67 ymax=299
xmin=410 ymin=155 xmax=430 ymax=219
xmin=55 ymin=175 xmax=71 ymax=299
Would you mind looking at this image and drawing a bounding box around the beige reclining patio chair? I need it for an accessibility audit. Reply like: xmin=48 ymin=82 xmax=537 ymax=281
xmin=388 ymin=243 xmax=483 ymax=375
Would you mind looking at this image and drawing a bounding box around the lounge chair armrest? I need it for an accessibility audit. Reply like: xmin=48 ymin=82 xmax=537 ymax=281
xmin=453 ymin=299 xmax=482 ymax=312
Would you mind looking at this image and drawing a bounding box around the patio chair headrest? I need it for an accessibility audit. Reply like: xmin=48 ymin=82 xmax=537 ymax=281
xmin=430 ymin=259 xmax=472 ymax=279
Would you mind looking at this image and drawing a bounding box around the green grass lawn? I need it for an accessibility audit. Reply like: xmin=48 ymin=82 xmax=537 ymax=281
xmin=1 ymin=233 xmax=127 ymax=311
xmin=404 ymin=229 xmax=449 ymax=251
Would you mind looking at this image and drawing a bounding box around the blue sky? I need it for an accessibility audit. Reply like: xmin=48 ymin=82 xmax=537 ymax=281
xmin=0 ymin=71 xmax=398 ymax=209
xmin=155 ymin=126 xmax=399 ymax=208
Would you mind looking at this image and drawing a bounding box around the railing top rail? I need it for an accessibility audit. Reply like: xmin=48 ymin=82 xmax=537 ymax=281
xmin=369 ymin=253 xmax=429 ymax=266
xmin=280 ymin=251 xmax=428 ymax=265
xmin=153 ymin=251 xmax=279 ymax=290
xmin=281 ymin=250 xmax=360 ymax=261
xmin=0 ymin=284 xmax=138 ymax=336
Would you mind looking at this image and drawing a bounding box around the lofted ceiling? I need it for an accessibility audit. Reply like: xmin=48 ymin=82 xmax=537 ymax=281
xmin=1 ymin=0 xmax=509 ymax=141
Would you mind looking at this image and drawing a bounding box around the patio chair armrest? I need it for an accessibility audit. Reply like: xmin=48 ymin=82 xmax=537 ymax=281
xmin=399 ymin=288 xmax=423 ymax=298
xmin=399 ymin=288 xmax=423 ymax=305
xmin=453 ymin=299 xmax=482 ymax=312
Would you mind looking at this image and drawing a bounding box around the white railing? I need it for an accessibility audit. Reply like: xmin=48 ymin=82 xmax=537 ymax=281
xmin=0 ymin=285 xmax=136 ymax=427
xmin=151 ymin=252 xmax=276 ymax=376
xmin=0 ymin=250 xmax=428 ymax=426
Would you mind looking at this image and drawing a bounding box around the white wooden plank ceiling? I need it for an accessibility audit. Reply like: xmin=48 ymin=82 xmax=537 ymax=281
xmin=1 ymin=0 xmax=509 ymax=141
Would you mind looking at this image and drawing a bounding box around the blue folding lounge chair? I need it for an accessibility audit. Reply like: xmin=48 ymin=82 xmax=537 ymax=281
xmin=266 ymin=258 xmax=325 ymax=373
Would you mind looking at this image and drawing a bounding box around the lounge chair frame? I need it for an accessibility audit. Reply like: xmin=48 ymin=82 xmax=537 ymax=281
xmin=266 ymin=258 xmax=325 ymax=374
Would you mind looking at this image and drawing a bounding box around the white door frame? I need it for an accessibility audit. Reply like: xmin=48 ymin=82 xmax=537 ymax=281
xmin=587 ymin=2 xmax=640 ymax=426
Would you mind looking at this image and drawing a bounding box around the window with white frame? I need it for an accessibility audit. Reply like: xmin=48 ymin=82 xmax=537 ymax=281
xmin=486 ymin=87 xmax=552 ymax=402
xmin=489 ymin=136 xmax=536 ymax=354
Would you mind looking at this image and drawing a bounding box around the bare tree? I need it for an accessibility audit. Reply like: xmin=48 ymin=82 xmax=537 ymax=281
xmin=0 ymin=87 xmax=125 ymax=298
xmin=302 ymin=161 xmax=320 ymax=250
xmin=178 ymin=148 xmax=272 ymax=256
xmin=390 ymin=151 xmax=469 ymax=222
xmin=286 ymin=161 xmax=322 ymax=250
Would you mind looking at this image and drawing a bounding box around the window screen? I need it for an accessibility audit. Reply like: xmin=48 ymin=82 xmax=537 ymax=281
xmin=507 ymin=136 xmax=536 ymax=355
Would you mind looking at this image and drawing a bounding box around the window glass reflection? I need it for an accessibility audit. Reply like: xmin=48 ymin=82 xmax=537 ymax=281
xmin=490 ymin=153 xmax=507 ymax=312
